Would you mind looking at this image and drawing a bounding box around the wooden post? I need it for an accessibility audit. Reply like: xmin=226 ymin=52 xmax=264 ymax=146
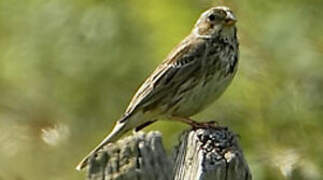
xmin=173 ymin=128 xmax=252 ymax=180
xmin=87 ymin=131 xmax=172 ymax=180
xmin=85 ymin=127 xmax=252 ymax=180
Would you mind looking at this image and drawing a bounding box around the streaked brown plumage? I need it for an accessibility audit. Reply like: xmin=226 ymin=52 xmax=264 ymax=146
xmin=76 ymin=6 xmax=239 ymax=170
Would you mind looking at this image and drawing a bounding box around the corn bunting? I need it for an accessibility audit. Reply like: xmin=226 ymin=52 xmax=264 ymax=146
xmin=76 ymin=6 xmax=238 ymax=170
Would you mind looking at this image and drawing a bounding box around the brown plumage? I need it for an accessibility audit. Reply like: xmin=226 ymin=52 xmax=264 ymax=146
xmin=76 ymin=6 xmax=239 ymax=170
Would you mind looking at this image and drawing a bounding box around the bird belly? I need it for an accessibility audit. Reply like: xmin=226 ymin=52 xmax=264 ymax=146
xmin=170 ymin=73 xmax=234 ymax=117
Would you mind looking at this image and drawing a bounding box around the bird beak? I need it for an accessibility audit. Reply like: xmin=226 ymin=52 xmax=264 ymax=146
xmin=225 ymin=12 xmax=237 ymax=26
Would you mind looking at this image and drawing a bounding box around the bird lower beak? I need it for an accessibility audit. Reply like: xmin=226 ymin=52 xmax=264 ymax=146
xmin=225 ymin=19 xmax=236 ymax=26
xmin=225 ymin=13 xmax=237 ymax=26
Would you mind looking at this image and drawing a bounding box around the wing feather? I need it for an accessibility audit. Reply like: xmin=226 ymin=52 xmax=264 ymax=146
xmin=125 ymin=38 xmax=205 ymax=115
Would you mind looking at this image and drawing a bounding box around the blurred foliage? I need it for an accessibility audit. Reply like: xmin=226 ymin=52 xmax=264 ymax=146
xmin=0 ymin=0 xmax=322 ymax=179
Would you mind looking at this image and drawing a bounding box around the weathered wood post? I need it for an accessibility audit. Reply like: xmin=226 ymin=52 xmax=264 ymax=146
xmin=173 ymin=128 xmax=251 ymax=180
xmin=84 ymin=127 xmax=252 ymax=180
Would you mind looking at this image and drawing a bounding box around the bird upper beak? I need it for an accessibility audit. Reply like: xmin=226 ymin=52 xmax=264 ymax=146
xmin=225 ymin=12 xmax=237 ymax=26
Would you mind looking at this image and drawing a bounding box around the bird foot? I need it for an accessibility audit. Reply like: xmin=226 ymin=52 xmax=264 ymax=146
xmin=171 ymin=116 xmax=226 ymax=130
xmin=191 ymin=120 xmax=219 ymax=129
xmin=190 ymin=121 xmax=228 ymax=131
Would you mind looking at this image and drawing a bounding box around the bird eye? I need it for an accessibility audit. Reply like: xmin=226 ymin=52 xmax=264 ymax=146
xmin=208 ymin=10 xmax=226 ymax=22
xmin=208 ymin=14 xmax=216 ymax=21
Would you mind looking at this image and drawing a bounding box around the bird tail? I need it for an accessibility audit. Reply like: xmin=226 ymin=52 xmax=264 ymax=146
xmin=75 ymin=120 xmax=128 ymax=171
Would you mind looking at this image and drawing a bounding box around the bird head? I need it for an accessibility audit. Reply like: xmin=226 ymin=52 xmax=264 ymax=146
xmin=193 ymin=6 xmax=237 ymax=39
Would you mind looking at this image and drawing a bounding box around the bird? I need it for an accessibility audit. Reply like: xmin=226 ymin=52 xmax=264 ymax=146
xmin=76 ymin=6 xmax=239 ymax=171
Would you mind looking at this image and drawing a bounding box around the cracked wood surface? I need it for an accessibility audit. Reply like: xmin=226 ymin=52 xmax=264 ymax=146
xmin=87 ymin=131 xmax=172 ymax=180
xmin=85 ymin=127 xmax=251 ymax=180
xmin=173 ymin=128 xmax=251 ymax=180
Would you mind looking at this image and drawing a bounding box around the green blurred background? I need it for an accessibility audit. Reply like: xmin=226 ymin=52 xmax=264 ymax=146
xmin=0 ymin=0 xmax=322 ymax=179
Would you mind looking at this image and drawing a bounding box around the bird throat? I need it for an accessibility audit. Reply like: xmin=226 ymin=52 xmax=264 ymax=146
xmin=203 ymin=27 xmax=239 ymax=78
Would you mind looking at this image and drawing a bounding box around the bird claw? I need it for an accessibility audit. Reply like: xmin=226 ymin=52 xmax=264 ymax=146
xmin=191 ymin=120 xmax=217 ymax=129
xmin=191 ymin=120 xmax=228 ymax=131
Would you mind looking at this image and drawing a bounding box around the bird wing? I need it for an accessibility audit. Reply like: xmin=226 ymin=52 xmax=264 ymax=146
xmin=76 ymin=40 xmax=205 ymax=170
xmin=124 ymin=38 xmax=205 ymax=117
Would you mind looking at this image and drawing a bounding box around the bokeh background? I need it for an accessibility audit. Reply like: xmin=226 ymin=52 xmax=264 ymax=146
xmin=0 ymin=0 xmax=322 ymax=179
